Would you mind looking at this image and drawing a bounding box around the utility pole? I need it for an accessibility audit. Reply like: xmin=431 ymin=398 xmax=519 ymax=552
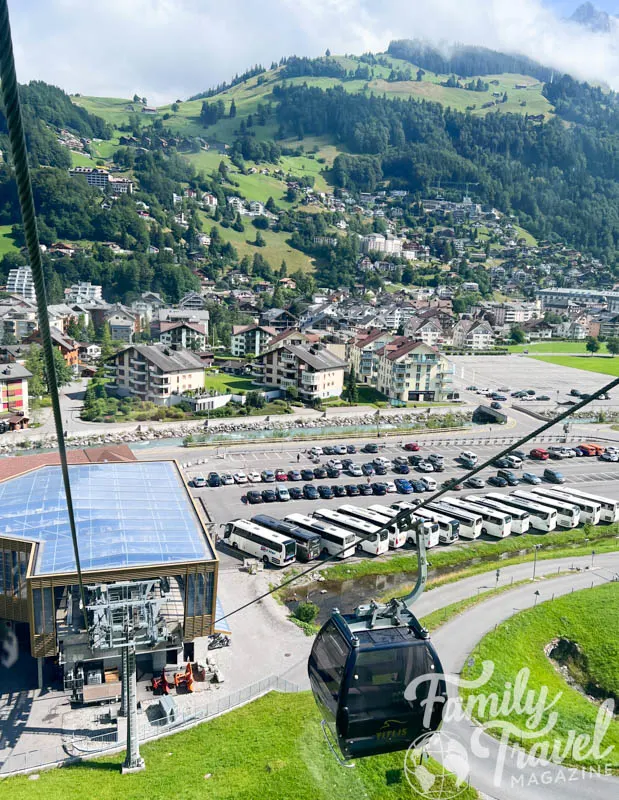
xmin=532 ymin=544 xmax=542 ymax=581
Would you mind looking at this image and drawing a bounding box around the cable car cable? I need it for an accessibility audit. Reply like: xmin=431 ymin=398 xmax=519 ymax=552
xmin=214 ymin=372 xmax=619 ymax=627
xmin=0 ymin=0 xmax=88 ymax=627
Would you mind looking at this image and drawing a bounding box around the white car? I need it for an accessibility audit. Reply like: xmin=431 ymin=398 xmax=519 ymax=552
xmin=417 ymin=461 xmax=434 ymax=472
xmin=421 ymin=477 xmax=437 ymax=491
xmin=247 ymin=471 xmax=261 ymax=483
xmin=327 ymin=459 xmax=343 ymax=471
xmin=192 ymin=474 xmax=206 ymax=488
xmin=373 ymin=456 xmax=392 ymax=469
xmin=221 ymin=473 xmax=234 ymax=486
xmin=384 ymin=481 xmax=397 ymax=493
xmin=309 ymin=446 xmax=323 ymax=457
xmin=505 ymin=455 xmax=522 ymax=468
xmin=334 ymin=445 xmax=347 ymax=455
xmin=349 ymin=464 xmax=363 ymax=477
xmin=277 ymin=486 xmax=290 ymax=502
xmin=606 ymin=446 xmax=619 ymax=455
xmin=233 ymin=471 xmax=248 ymax=484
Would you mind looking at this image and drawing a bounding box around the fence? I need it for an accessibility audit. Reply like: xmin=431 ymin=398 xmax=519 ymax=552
xmin=0 ymin=675 xmax=300 ymax=778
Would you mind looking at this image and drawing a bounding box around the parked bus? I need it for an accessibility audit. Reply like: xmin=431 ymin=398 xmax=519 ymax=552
xmin=484 ymin=493 xmax=556 ymax=533
xmin=222 ymin=519 xmax=296 ymax=566
xmin=338 ymin=504 xmax=407 ymax=549
xmin=250 ymin=514 xmax=321 ymax=562
xmin=551 ymin=487 xmax=618 ymax=524
xmin=465 ymin=495 xmax=530 ymax=535
xmin=429 ymin=501 xmax=483 ymax=540
xmin=389 ymin=502 xmax=459 ymax=545
xmin=445 ymin=497 xmax=512 ymax=539
xmin=529 ymin=488 xmax=600 ymax=525
xmin=513 ymin=490 xmax=580 ymax=528
xmin=284 ymin=513 xmax=357 ymax=559
xmin=388 ymin=502 xmax=442 ymax=548
xmin=578 ymin=443 xmax=604 ymax=457
xmin=312 ymin=508 xmax=389 ymax=556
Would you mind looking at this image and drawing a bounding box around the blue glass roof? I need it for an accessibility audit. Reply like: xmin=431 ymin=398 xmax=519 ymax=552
xmin=0 ymin=461 xmax=214 ymax=576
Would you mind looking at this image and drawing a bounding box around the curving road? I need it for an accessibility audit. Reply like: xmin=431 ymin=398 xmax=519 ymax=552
xmin=430 ymin=552 xmax=619 ymax=800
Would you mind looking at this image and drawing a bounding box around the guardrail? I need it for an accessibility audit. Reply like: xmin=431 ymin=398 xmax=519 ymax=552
xmin=0 ymin=675 xmax=300 ymax=778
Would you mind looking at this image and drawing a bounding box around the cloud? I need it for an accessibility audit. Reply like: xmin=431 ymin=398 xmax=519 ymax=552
xmin=6 ymin=0 xmax=619 ymax=102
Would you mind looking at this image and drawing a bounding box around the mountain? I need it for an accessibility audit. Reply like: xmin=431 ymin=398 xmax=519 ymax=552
xmin=569 ymin=2 xmax=616 ymax=32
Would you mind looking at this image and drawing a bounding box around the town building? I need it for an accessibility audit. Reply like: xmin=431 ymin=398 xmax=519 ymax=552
xmin=107 ymin=314 xmax=135 ymax=344
xmin=68 ymin=166 xmax=110 ymax=189
xmin=6 ymin=266 xmax=36 ymax=302
xmin=260 ymin=308 xmax=298 ymax=333
xmin=375 ymin=339 xmax=451 ymax=402
xmin=230 ymin=324 xmax=277 ymax=357
xmin=349 ymin=329 xmax=397 ymax=384
xmin=179 ymin=291 xmax=207 ymax=311
xmin=106 ymin=344 xmax=206 ymax=405
xmin=0 ymin=361 xmax=31 ymax=416
xmin=361 ymin=233 xmax=403 ymax=255
xmin=452 ymin=319 xmax=495 ymax=350
xmin=64 ymin=282 xmax=103 ymax=303
xmin=253 ymin=342 xmax=346 ymax=401
xmin=158 ymin=321 xmax=208 ymax=351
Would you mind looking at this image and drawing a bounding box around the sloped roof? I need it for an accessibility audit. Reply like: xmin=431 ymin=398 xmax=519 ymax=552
xmin=284 ymin=344 xmax=346 ymax=371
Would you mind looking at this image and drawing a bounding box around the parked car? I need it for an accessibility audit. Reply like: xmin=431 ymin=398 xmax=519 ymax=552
xmin=600 ymin=451 xmax=619 ymax=462
xmin=289 ymin=486 xmax=303 ymax=500
xmin=428 ymin=453 xmax=444 ymax=464
xmin=309 ymin=446 xmax=323 ymax=457
xmin=220 ymin=473 xmax=234 ymax=486
xmin=332 ymin=484 xmax=347 ymax=498
xmin=261 ymin=470 xmax=275 ymax=482
xmin=493 ymin=458 xmax=510 ymax=469
xmin=346 ymin=444 xmax=357 ymax=454
xmin=408 ymin=454 xmax=424 ymax=466
xmin=277 ymin=486 xmax=290 ymax=502
xmin=348 ymin=464 xmax=363 ymax=477
xmin=303 ymin=484 xmax=319 ymax=499
xmin=373 ymin=456 xmax=392 ymax=469
xmin=234 ymin=471 xmax=248 ymax=484
xmin=497 ymin=469 xmax=519 ymax=486
xmin=322 ymin=445 xmax=335 ymax=456
xmin=246 ymin=490 xmax=263 ymax=504
xmin=393 ymin=456 xmax=409 ymax=467
xmin=371 ymin=482 xmax=387 ymax=496
xmin=327 ymin=459 xmax=343 ymax=471
xmin=526 ymin=389 xmax=536 ymax=396
xmin=326 ymin=466 xmax=341 ymax=479
xmin=529 ymin=448 xmax=549 ymax=461
xmin=318 ymin=485 xmax=334 ymax=499
xmin=466 ymin=385 xmax=478 ymax=391
xmin=403 ymin=442 xmax=420 ymax=451
xmin=442 ymin=479 xmax=463 ymax=491
xmin=491 ymin=402 xmax=502 ymax=410
xmin=207 ymin=472 xmax=221 ymax=487
xmin=522 ymin=472 xmax=541 ymax=484
xmin=394 ymin=478 xmax=414 ymax=494
xmin=569 ymin=389 xmax=581 ymax=397
xmin=361 ymin=463 xmax=375 ymax=476
xmin=313 ymin=466 xmax=328 ymax=479
xmin=275 ymin=469 xmax=288 ymax=481
xmin=357 ymin=483 xmax=373 ymax=496
xmin=287 ymin=470 xmax=302 ymax=481
xmin=345 ymin=484 xmax=360 ymax=497
xmin=393 ymin=463 xmax=410 ymax=474
xmin=374 ymin=465 xmax=388 ymax=476
xmin=193 ymin=474 xmax=206 ymax=488
xmin=261 ymin=488 xmax=277 ymax=502
xmin=488 ymin=475 xmax=508 ymax=487
xmin=505 ymin=455 xmax=522 ymax=468
xmin=362 ymin=443 xmax=379 ymax=453
xmin=417 ymin=461 xmax=434 ymax=473
xmin=465 ymin=477 xmax=485 ymax=488
xmin=301 ymin=468 xmax=315 ymax=481
xmin=334 ymin=444 xmax=348 ymax=455
xmin=537 ymin=395 xmax=551 ymax=401
xmin=543 ymin=468 xmax=565 ymax=484
xmin=384 ymin=481 xmax=397 ymax=493
xmin=511 ymin=450 xmax=528 ymax=461
xmin=420 ymin=477 xmax=437 ymax=491
xmin=247 ymin=471 xmax=261 ymax=483
xmin=410 ymin=479 xmax=427 ymax=493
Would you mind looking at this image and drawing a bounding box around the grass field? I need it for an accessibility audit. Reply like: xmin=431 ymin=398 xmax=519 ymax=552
xmin=204 ymin=372 xmax=262 ymax=393
xmin=1 ymin=692 xmax=476 ymax=800
xmin=509 ymin=341 xmax=610 ymax=354
xmin=0 ymin=224 xmax=19 ymax=256
xmin=532 ymin=355 xmax=619 ymax=377
xmin=69 ymin=150 xmax=95 ymax=167
xmin=71 ymin=96 xmax=137 ymax=126
xmin=461 ymin=582 xmax=619 ymax=768
xmin=202 ymin=217 xmax=315 ymax=274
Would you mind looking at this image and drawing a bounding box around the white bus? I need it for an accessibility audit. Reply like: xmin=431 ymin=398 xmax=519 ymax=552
xmin=388 ymin=502 xmax=442 ymax=548
xmin=551 ymin=487 xmax=618 ymax=524
xmin=312 ymin=508 xmax=389 ymax=556
xmin=466 ymin=495 xmax=530 ymax=535
xmin=530 ymin=488 xmax=601 ymax=526
xmin=429 ymin=501 xmax=483 ymax=540
xmin=390 ymin=503 xmax=459 ymax=545
xmin=514 ymin=490 xmax=580 ymax=528
xmin=285 ymin=513 xmax=357 ymax=558
xmin=339 ymin=504 xmax=407 ymax=549
xmin=484 ymin=493 xmax=556 ymax=533
xmin=446 ymin=497 xmax=512 ymax=539
xmin=222 ymin=519 xmax=296 ymax=566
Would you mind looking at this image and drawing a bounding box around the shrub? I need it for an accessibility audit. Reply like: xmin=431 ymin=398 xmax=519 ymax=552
xmin=293 ymin=602 xmax=319 ymax=624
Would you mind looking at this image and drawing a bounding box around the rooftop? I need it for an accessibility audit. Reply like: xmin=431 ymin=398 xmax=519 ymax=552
xmin=0 ymin=460 xmax=214 ymax=576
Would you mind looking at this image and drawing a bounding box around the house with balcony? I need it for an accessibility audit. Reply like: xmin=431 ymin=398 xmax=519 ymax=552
xmin=0 ymin=361 xmax=32 ymax=416
xmin=253 ymin=342 xmax=346 ymax=401
xmin=230 ymin=324 xmax=277 ymax=357
xmin=158 ymin=320 xmax=208 ymax=351
xmin=375 ymin=338 xmax=451 ymax=402
xmin=105 ymin=345 xmax=206 ymax=406
xmin=452 ymin=319 xmax=495 ymax=350
xmin=349 ymin=328 xmax=396 ymax=384
xmin=259 ymin=307 xmax=298 ymax=333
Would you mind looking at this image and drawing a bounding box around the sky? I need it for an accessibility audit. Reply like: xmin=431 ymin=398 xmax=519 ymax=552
xmin=7 ymin=1 xmax=619 ymax=104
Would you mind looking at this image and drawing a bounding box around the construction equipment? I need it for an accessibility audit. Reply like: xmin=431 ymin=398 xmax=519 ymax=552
xmin=151 ymin=669 xmax=170 ymax=696
xmin=174 ymin=662 xmax=194 ymax=693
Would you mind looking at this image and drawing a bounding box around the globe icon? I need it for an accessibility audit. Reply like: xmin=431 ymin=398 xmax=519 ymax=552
xmin=404 ymin=730 xmax=470 ymax=800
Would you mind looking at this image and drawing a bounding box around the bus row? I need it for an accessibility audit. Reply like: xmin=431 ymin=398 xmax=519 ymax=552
xmin=220 ymin=485 xmax=618 ymax=566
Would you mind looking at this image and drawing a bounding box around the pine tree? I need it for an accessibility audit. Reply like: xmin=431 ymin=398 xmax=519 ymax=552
xmin=344 ymin=366 xmax=358 ymax=404
xmin=86 ymin=318 xmax=96 ymax=342
xmin=100 ymin=322 xmax=113 ymax=359
xmin=229 ymin=99 xmax=237 ymax=118
xmin=279 ymin=259 xmax=288 ymax=278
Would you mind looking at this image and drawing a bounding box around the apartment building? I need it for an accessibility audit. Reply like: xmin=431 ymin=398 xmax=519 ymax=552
xmin=375 ymin=339 xmax=450 ymax=402
xmin=106 ymin=345 xmax=206 ymax=406
xmin=0 ymin=362 xmax=31 ymax=415
xmin=253 ymin=342 xmax=346 ymax=401
xmin=7 ymin=266 xmax=36 ymax=302
xmin=107 ymin=314 xmax=135 ymax=343
xmin=0 ymin=306 xmax=37 ymax=342
xmin=64 ymin=282 xmax=103 ymax=303
xmin=68 ymin=167 xmax=110 ymax=189
xmin=158 ymin=321 xmax=207 ymax=351
xmin=452 ymin=319 xmax=495 ymax=350
xmin=349 ymin=329 xmax=396 ymax=384
xmin=230 ymin=324 xmax=276 ymax=357
xmin=361 ymin=233 xmax=403 ymax=255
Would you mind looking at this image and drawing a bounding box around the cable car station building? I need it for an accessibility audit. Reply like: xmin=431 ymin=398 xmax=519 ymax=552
xmin=0 ymin=458 xmax=218 ymax=687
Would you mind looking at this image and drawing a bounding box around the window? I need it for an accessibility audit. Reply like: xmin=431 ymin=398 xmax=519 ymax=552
xmin=311 ymin=620 xmax=349 ymax=703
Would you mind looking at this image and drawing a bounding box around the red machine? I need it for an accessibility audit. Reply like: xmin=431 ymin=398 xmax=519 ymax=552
xmin=174 ymin=662 xmax=194 ymax=693
xmin=151 ymin=669 xmax=170 ymax=695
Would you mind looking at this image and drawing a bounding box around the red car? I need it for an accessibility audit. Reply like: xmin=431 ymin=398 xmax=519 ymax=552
xmin=404 ymin=442 xmax=420 ymax=451
xmin=275 ymin=469 xmax=288 ymax=481
xmin=529 ymin=448 xmax=549 ymax=460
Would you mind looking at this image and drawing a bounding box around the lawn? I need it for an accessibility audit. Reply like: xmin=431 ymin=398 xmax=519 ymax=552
xmin=460 ymin=582 xmax=619 ymax=768
xmin=509 ymin=341 xmax=610 ymax=354
xmin=70 ymin=150 xmax=95 ymax=167
xmin=204 ymin=372 xmax=262 ymax=393
xmin=0 ymin=224 xmax=19 ymax=256
xmin=1 ymin=692 xmax=476 ymax=800
xmin=532 ymin=355 xmax=619 ymax=377
xmin=71 ymin=96 xmax=137 ymax=127
xmin=202 ymin=217 xmax=315 ymax=274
